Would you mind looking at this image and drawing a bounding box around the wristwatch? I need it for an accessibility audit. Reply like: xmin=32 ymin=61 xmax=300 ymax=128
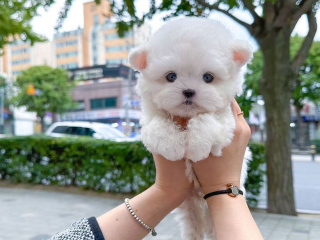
xmin=226 ymin=183 xmax=242 ymax=197
xmin=203 ymin=183 xmax=243 ymax=200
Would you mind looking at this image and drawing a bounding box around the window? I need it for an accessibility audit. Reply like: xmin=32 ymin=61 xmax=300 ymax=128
xmin=70 ymin=101 xmax=85 ymax=111
xmin=104 ymin=34 xmax=119 ymax=40
xmin=56 ymin=52 xmax=77 ymax=59
xmin=93 ymin=57 xmax=98 ymax=65
xmin=12 ymin=58 xmax=30 ymax=65
xmin=105 ymin=45 xmax=126 ymax=52
xmin=83 ymin=128 xmax=96 ymax=137
xmin=57 ymin=63 xmax=78 ymax=69
xmin=102 ymin=22 xmax=116 ymax=30
xmin=13 ymin=71 xmax=21 ymax=75
xmin=124 ymin=31 xmax=133 ymax=38
xmin=64 ymin=127 xmax=96 ymax=137
xmin=94 ymin=14 xmax=99 ymax=26
xmin=107 ymin=59 xmax=122 ymax=64
xmin=56 ymin=40 xmax=77 ymax=48
xmin=68 ymin=63 xmax=78 ymax=69
xmin=52 ymin=126 xmax=69 ymax=134
xmin=66 ymin=127 xmax=83 ymax=135
xmin=92 ymin=32 xmax=97 ymax=41
xmin=12 ymin=48 xmax=29 ymax=55
xmin=91 ymin=97 xmax=117 ymax=110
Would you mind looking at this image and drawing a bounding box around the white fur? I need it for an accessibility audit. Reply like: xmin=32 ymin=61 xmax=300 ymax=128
xmin=129 ymin=17 xmax=253 ymax=240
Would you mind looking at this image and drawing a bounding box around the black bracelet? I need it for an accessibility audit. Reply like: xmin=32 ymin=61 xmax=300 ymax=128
xmin=204 ymin=188 xmax=243 ymax=200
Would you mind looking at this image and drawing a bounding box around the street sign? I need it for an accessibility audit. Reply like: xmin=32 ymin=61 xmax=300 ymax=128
xmin=130 ymin=100 xmax=140 ymax=106
xmin=68 ymin=64 xmax=136 ymax=81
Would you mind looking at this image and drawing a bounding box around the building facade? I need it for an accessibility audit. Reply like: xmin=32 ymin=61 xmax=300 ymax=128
xmin=1 ymin=0 xmax=150 ymax=76
xmin=0 ymin=0 xmax=150 ymax=135
xmin=63 ymin=64 xmax=141 ymax=134
xmin=54 ymin=29 xmax=83 ymax=69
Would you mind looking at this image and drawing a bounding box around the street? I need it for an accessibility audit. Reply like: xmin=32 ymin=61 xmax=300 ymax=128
xmin=1 ymin=187 xmax=320 ymax=240
xmin=258 ymin=155 xmax=320 ymax=213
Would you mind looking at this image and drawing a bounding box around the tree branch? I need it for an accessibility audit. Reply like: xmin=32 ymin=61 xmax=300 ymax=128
xmin=195 ymin=0 xmax=252 ymax=32
xmin=263 ymin=1 xmax=276 ymax=29
xmin=292 ymin=0 xmax=318 ymax=21
xmin=291 ymin=10 xmax=317 ymax=74
xmin=241 ymin=0 xmax=261 ymax=23
xmin=273 ymin=0 xmax=295 ymax=27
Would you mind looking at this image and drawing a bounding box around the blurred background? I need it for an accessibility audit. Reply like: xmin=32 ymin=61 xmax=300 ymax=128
xmin=1 ymin=0 xmax=320 ymax=239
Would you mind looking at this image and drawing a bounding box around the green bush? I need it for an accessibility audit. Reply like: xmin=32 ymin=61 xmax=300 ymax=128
xmin=0 ymin=136 xmax=155 ymax=193
xmin=245 ymin=143 xmax=266 ymax=207
xmin=0 ymin=136 xmax=265 ymax=203
xmin=310 ymin=140 xmax=320 ymax=153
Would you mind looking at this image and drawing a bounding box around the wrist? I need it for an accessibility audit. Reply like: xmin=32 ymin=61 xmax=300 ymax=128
xmin=201 ymin=181 xmax=241 ymax=195
xmin=153 ymin=183 xmax=191 ymax=205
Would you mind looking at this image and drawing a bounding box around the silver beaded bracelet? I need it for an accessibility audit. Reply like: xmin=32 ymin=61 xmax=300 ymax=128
xmin=124 ymin=198 xmax=157 ymax=236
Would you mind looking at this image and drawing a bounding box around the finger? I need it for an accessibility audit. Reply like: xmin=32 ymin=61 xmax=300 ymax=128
xmin=231 ymin=99 xmax=250 ymax=138
xmin=231 ymin=100 xmax=251 ymax=138
xmin=231 ymin=99 xmax=242 ymax=121
xmin=232 ymin=99 xmax=247 ymax=123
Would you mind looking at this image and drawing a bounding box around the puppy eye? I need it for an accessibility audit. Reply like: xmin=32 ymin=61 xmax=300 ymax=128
xmin=203 ymin=73 xmax=214 ymax=83
xmin=166 ymin=72 xmax=177 ymax=82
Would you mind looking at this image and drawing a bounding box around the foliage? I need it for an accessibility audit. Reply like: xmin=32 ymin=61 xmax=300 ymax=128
xmin=0 ymin=136 xmax=266 ymax=202
xmin=0 ymin=76 xmax=8 ymax=107
xmin=0 ymin=136 xmax=155 ymax=193
xmin=0 ymin=0 xmax=54 ymax=50
xmin=292 ymin=36 xmax=320 ymax=110
xmin=10 ymin=65 xmax=76 ymax=119
xmin=55 ymin=0 xmax=100 ymax=30
xmin=245 ymin=143 xmax=266 ymax=207
xmin=0 ymin=76 xmax=6 ymax=88
xmin=238 ymin=37 xmax=320 ymax=112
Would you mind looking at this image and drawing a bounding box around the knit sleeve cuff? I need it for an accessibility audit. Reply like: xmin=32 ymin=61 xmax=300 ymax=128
xmin=88 ymin=217 xmax=105 ymax=240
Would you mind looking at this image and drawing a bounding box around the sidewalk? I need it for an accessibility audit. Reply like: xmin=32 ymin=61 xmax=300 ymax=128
xmin=1 ymin=187 xmax=319 ymax=240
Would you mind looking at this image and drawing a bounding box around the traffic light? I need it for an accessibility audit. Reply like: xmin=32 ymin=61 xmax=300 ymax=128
xmin=27 ymin=84 xmax=35 ymax=95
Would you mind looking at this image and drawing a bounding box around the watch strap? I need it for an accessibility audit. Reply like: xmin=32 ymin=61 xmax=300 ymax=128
xmin=203 ymin=189 xmax=243 ymax=200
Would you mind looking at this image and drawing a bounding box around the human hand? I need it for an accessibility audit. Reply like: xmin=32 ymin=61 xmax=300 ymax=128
xmin=152 ymin=116 xmax=192 ymax=201
xmin=192 ymin=99 xmax=251 ymax=194
xmin=153 ymin=153 xmax=192 ymax=202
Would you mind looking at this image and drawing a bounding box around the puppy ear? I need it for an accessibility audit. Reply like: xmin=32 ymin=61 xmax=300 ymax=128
xmin=231 ymin=40 xmax=253 ymax=67
xmin=129 ymin=44 xmax=148 ymax=71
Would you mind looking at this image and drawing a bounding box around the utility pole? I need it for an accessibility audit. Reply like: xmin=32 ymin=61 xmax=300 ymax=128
xmin=0 ymin=88 xmax=4 ymax=134
xmin=125 ymin=27 xmax=135 ymax=136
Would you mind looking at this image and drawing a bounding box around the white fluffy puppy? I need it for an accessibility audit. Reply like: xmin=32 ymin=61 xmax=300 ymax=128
xmin=129 ymin=17 xmax=252 ymax=240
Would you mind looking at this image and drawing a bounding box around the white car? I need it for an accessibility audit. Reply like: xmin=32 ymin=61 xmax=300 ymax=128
xmin=45 ymin=121 xmax=129 ymax=142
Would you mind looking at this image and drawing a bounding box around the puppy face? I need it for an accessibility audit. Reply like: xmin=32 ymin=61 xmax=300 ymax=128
xmin=130 ymin=18 xmax=252 ymax=118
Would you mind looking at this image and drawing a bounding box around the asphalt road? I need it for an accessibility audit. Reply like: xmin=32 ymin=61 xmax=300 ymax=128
xmin=258 ymin=155 xmax=320 ymax=213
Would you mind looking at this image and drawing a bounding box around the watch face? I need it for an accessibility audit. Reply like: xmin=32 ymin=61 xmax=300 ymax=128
xmin=231 ymin=186 xmax=239 ymax=196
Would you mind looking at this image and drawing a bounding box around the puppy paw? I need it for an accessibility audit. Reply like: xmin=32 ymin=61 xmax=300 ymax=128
xmin=141 ymin=117 xmax=186 ymax=161
xmin=185 ymin=114 xmax=217 ymax=162
xmin=211 ymin=145 xmax=223 ymax=156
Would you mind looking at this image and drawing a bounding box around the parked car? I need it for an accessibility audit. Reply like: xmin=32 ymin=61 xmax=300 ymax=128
xmin=45 ymin=121 xmax=129 ymax=142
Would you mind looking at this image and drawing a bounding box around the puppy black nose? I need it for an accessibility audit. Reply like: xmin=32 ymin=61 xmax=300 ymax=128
xmin=183 ymin=89 xmax=195 ymax=98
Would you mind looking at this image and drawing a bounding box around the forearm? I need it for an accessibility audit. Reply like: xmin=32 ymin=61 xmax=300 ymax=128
xmin=97 ymin=184 xmax=186 ymax=240
xmin=207 ymin=195 xmax=264 ymax=240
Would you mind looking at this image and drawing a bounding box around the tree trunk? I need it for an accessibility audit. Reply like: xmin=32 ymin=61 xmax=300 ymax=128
xmin=295 ymin=107 xmax=304 ymax=148
xmin=259 ymin=30 xmax=297 ymax=215
xmin=52 ymin=113 xmax=58 ymax=123
xmin=40 ymin=116 xmax=45 ymax=133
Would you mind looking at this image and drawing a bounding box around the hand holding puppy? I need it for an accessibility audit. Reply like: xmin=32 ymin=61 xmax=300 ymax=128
xmin=192 ymin=99 xmax=251 ymax=195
